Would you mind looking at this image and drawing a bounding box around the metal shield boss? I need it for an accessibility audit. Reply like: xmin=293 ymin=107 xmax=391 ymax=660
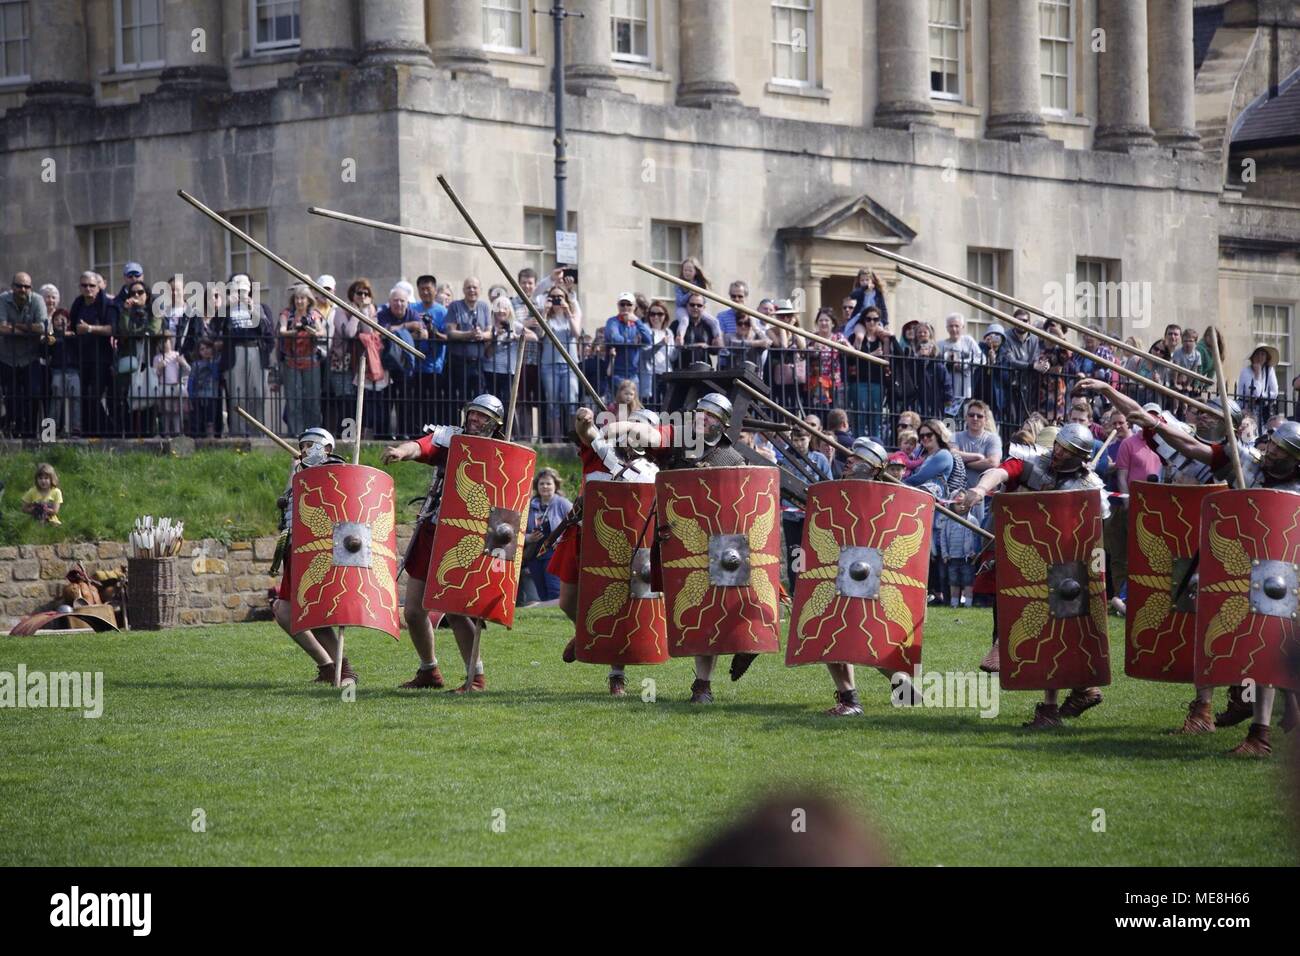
xmin=290 ymin=463 xmax=400 ymax=638
xmin=576 ymin=482 xmax=668 ymax=665
xmin=423 ymin=435 xmax=536 ymax=628
xmin=786 ymin=480 xmax=934 ymax=675
xmin=655 ymin=466 xmax=782 ymax=657
xmin=1124 ymin=481 xmax=1224 ymax=683
xmin=1194 ymin=488 xmax=1300 ymax=691
xmin=994 ymin=487 xmax=1111 ymax=690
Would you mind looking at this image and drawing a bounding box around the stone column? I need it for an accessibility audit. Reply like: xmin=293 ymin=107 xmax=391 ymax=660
xmin=677 ymin=0 xmax=742 ymax=108
xmin=986 ymin=0 xmax=1046 ymax=140
xmin=874 ymin=0 xmax=936 ymax=129
xmin=296 ymin=0 xmax=358 ymax=76
xmin=1146 ymin=0 xmax=1200 ymax=153
xmin=360 ymin=0 xmax=433 ymax=67
xmin=565 ymin=0 xmax=620 ymax=96
xmin=426 ymin=0 xmax=491 ymax=76
xmin=23 ymin=0 xmax=93 ymax=105
xmin=1094 ymin=0 xmax=1157 ymax=151
xmin=156 ymin=0 xmax=228 ymax=95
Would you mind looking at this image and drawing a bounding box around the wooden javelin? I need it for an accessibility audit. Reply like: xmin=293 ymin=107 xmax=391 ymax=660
xmin=236 ymin=406 xmax=299 ymax=456
xmin=177 ymin=190 xmax=422 ymax=361
xmin=308 ymin=206 xmax=545 ymax=253
xmin=1205 ymin=325 xmax=1247 ymax=489
xmin=434 ymin=174 xmax=605 ymax=408
xmin=864 ymin=242 xmax=1215 ymax=388
xmin=894 ymin=264 xmax=1219 ymax=418
xmin=631 ymin=260 xmax=889 ymax=368
xmin=734 ymin=379 xmax=993 ymax=541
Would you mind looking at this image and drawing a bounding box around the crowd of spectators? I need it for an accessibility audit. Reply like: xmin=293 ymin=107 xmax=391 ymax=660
xmin=1 ymin=261 xmax=1296 ymax=452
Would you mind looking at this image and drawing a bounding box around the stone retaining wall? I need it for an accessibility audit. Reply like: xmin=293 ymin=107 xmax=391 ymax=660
xmin=0 ymin=532 xmax=414 ymax=631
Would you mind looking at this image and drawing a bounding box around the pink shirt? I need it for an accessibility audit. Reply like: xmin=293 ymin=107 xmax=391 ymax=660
xmin=1115 ymin=432 xmax=1162 ymax=485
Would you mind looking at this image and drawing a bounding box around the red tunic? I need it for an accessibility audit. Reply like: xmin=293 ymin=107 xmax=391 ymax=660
xmin=546 ymin=443 xmax=607 ymax=585
xmin=402 ymin=433 xmax=447 ymax=582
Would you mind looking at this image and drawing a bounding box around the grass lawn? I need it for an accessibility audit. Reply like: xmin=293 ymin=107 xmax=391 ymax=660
xmin=0 ymin=606 xmax=1293 ymax=867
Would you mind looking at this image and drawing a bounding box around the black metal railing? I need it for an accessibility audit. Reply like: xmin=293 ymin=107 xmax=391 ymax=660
xmin=2 ymin=331 xmax=1294 ymax=447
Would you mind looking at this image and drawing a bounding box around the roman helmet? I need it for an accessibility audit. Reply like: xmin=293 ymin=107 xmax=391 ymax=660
xmin=695 ymin=392 xmax=732 ymax=445
xmin=464 ymin=393 xmax=505 ymax=435
xmin=847 ymin=436 xmax=888 ymax=478
xmin=299 ymin=427 xmax=336 ymax=466
xmin=1263 ymin=419 xmax=1300 ymax=479
xmin=1194 ymin=395 xmax=1243 ymax=443
xmin=1051 ymin=422 xmax=1094 ymax=474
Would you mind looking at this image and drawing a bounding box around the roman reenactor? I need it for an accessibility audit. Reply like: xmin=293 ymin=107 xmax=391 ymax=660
xmin=1079 ymin=377 xmax=1300 ymax=755
xmin=552 ymin=406 xmax=663 ymax=695
xmin=787 ymin=436 xmax=931 ymax=716
xmin=382 ymin=394 xmax=506 ymax=693
xmin=270 ymin=428 xmax=353 ymax=684
xmin=648 ymin=393 xmax=782 ymax=704
xmin=953 ymin=422 xmax=1111 ymax=729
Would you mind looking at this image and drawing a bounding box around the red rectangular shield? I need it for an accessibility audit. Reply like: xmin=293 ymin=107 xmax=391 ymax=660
xmin=786 ymin=480 xmax=933 ymax=675
xmin=994 ymin=487 xmax=1111 ymax=691
xmin=423 ymin=435 xmax=536 ymax=628
xmin=1195 ymin=488 xmax=1300 ymax=691
xmin=290 ymin=463 xmax=400 ymax=638
xmin=1125 ymin=481 xmax=1224 ymax=683
xmin=576 ymin=482 xmax=668 ymax=665
xmin=655 ymin=466 xmax=782 ymax=657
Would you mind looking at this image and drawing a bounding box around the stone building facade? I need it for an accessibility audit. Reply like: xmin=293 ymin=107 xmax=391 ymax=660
xmin=0 ymin=0 xmax=1297 ymax=375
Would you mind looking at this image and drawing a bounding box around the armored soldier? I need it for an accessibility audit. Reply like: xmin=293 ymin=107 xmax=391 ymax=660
xmin=651 ymin=393 xmax=777 ymax=704
xmin=270 ymin=428 xmax=352 ymax=684
xmin=1079 ymin=378 xmax=1300 ymax=755
xmin=382 ymin=394 xmax=505 ymax=693
xmin=954 ymin=423 xmax=1111 ymax=729
xmin=554 ymin=406 xmax=663 ymax=696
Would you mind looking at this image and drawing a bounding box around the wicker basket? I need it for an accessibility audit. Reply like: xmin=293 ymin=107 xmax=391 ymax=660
xmin=126 ymin=556 xmax=180 ymax=630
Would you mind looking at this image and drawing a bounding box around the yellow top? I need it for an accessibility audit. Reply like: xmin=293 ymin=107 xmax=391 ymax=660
xmin=22 ymin=486 xmax=63 ymax=524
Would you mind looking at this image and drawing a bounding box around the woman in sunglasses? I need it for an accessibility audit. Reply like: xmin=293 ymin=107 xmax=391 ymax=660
xmin=638 ymin=302 xmax=677 ymax=405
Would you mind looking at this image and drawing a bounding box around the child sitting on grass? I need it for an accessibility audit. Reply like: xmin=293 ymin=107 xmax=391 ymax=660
xmin=21 ymin=463 xmax=63 ymax=525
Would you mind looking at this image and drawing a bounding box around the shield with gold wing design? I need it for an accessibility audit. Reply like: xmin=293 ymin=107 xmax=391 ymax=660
xmin=994 ymin=487 xmax=1110 ymax=691
xmin=786 ymin=480 xmax=932 ymax=675
xmin=575 ymin=481 xmax=668 ymax=665
xmin=655 ymin=466 xmax=782 ymax=657
xmin=1125 ymin=481 xmax=1224 ymax=683
xmin=290 ymin=463 xmax=400 ymax=639
xmin=1194 ymin=488 xmax=1300 ymax=691
xmin=423 ymin=435 xmax=536 ymax=628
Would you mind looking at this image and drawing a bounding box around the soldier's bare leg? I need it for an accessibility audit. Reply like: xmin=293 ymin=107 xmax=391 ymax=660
xmin=559 ymin=581 xmax=579 ymax=663
xmin=449 ymin=615 xmax=484 ymax=689
xmin=399 ymin=575 xmax=445 ymax=688
xmin=1282 ymin=690 xmax=1298 ymax=733
xmin=273 ymin=599 xmax=330 ymax=666
xmin=694 ymin=655 xmax=715 ymax=681
xmin=827 ymin=662 xmax=853 ymax=692
xmin=404 ymin=575 xmax=437 ymax=661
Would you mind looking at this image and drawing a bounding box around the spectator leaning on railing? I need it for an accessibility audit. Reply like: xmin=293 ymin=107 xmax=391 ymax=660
xmin=937 ymin=312 xmax=983 ymax=417
xmin=679 ymin=291 xmax=722 ymax=368
xmin=277 ymin=283 xmax=326 ymax=437
xmin=0 ymin=271 xmax=51 ymax=437
xmin=604 ymin=292 xmax=652 ymax=391
xmin=445 ymin=277 xmax=492 ymax=402
xmin=639 ymin=300 xmax=677 ymax=408
xmin=69 ymin=271 xmax=119 ymax=435
xmin=217 ymin=273 xmax=274 ymax=438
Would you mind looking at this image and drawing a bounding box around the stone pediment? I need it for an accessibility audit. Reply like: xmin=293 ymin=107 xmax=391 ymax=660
xmin=776 ymin=194 xmax=917 ymax=247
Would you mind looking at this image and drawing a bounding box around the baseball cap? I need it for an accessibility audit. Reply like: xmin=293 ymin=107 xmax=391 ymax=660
xmin=123 ymin=262 xmax=143 ymax=277
xmin=886 ymin=452 xmax=909 ymax=466
xmin=1141 ymin=402 xmax=1162 ymax=415
xmin=316 ymin=274 xmax=336 ymax=291
xmin=617 ymin=292 xmax=636 ymax=305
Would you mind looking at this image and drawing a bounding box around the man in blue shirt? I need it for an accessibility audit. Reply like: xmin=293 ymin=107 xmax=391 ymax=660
xmin=603 ymin=292 xmax=652 ymax=392
xmin=411 ymin=274 xmax=448 ymax=414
